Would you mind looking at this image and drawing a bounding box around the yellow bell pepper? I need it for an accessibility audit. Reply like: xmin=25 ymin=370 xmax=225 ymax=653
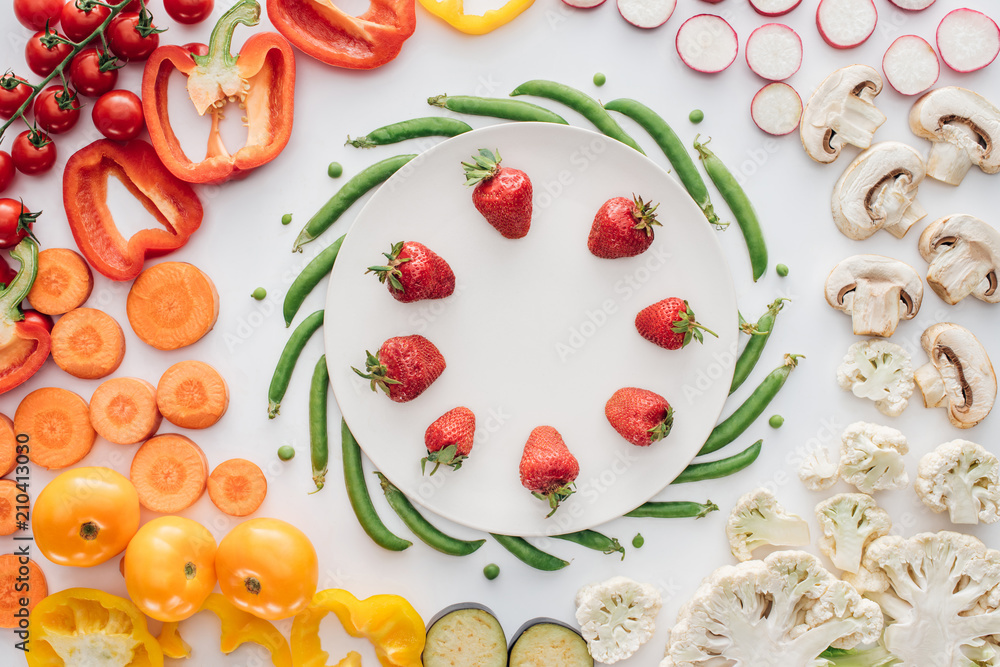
xmin=27 ymin=588 xmax=163 ymax=667
xmin=417 ymin=0 xmax=535 ymax=35
xmin=291 ymin=589 xmax=425 ymax=667
xmin=156 ymin=594 xmax=293 ymax=666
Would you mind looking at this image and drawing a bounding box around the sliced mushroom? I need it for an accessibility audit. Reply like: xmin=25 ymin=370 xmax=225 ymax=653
xmin=831 ymin=142 xmax=927 ymax=240
xmin=909 ymin=86 xmax=1000 ymax=185
xmin=824 ymin=255 xmax=923 ymax=337
xmin=801 ymin=65 xmax=887 ymax=164
xmin=918 ymin=214 xmax=1000 ymax=305
xmin=915 ymin=322 xmax=996 ymax=428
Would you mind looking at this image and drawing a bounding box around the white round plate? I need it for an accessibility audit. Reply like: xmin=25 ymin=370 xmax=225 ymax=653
xmin=326 ymin=123 xmax=738 ymax=537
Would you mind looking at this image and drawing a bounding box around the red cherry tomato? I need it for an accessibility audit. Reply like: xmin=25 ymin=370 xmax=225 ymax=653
xmin=69 ymin=48 xmax=119 ymax=97
xmin=25 ymin=30 xmax=74 ymax=77
xmin=10 ymin=131 xmax=56 ymax=176
xmin=107 ymin=13 xmax=160 ymax=61
xmin=0 ymin=77 xmax=33 ymax=119
xmin=60 ymin=1 xmax=111 ymax=43
xmin=182 ymin=42 xmax=209 ymax=57
xmin=0 ymin=199 xmax=36 ymax=248
xmin=22 ymin=310 xmax=54 ymax=332
xmin=163 ymin=0 xmax=212 ymax=24
xmin=33 ymin=86 xmax=81 ymax=135
xmin=93 ymin=90 xmax=144 ymax=141
xmin=14 ymin=0 xmax=63 ymax=31
xmin=0 ymin=152 xmax=13 ymax=194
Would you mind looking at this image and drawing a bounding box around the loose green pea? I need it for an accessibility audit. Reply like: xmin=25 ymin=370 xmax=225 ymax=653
xmin=277 ymin=445 xmax=295 ymax=461
xmin=689 ymin=109 xmax=705 ymax=124
xmin=769 ymin=414 xmax=785 ymax=428
xmin=593 ymin=72 xmax=606 ymax=86
xmin=281 ymin=213 xmax=292 ymax=225
xmin=328 ymin=162 xmax=343 ymax=178
xmin=632 ymin=533 xmax=644 ymax=548
xmin=251 ymin=287 xmax=267 ymax=300
xmin=776 ymin=263 xmax=789 ymax=277
xmin=483 ymin=563 xmax=500 ymax=580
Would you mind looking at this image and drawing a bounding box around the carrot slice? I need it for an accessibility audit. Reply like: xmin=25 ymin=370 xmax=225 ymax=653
xmin=207 ymin=458 xmax=267 ymax=517
xmin=130 ymin=433 xmax=208 ymax=513
xmin=0 ymin=414 xmax=16 ymax=477
xmin=156 ymin=360 xmax=229 ymax=429
xmin=126 ymin=262 xmax=219 ymax=350
xmin=14 ymin=387 xmax=96 ymax=469
xmin=0 ymin=480 xmax=21 ymax=536
xmin=89 ymin=377 xmax=162 ymax=445
xmin=0 ymin=554 xmax=47 ymax=628
xmin=26 ymin=247 xmax=94 ymax=315
xmin=50 ymin=307 xmax=126 ymax=379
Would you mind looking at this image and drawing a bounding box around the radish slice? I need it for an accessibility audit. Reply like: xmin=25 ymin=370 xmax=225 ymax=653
xmin=888 ymin=0 xmax=934 ymax=10
xmin=936 ymin=9 xmax=1000 ymax=73
xmin=676 ymin=15 xmax=739 ymax=73
xmin=749 ymin=0 xmax=802 ymax=17
xmin=751 ymin=82 xmax=802 ymax=135
xmin=618 ymin=0 xmax=676 ymax=29
xmin=883 ymin=35 xmax=939 ymax=95
xmin=562 ymin=0 xmax=607 ymax=7
xmin=816 ymin=0 xmax=878 ymax=49
xmin=745 ymin=23 xmax=803 ymax=81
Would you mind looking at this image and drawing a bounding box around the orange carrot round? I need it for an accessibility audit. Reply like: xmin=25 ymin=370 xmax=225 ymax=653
xmin=156 ymin=360 xmax=229 ymax=429
xmin=207 ymin=458 xmax=267 ymax=517
xmin=27 ymin=247 xmax=94 ymax=315
xmin=0 ymin=480 xmax=21 ymax=536
xmin=90 ymin=377 xmax=162 ymax=445
xmin=0 ymin=555 xmax=47 ymax=628
xmin=0 ymin=415 xmax=16 ymax=478
xmin=14 ymin=388 xmax=96 ymax=469
xmin=130 ymin=433 xmax=208 ymax=513
xmin=50 ymin=307 xmax=126 ymax=379
xmin=126 ymin=262 xmax=219 ymax=350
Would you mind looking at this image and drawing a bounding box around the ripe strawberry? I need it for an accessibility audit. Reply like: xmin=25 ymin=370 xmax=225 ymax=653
xmin=605 ymin=388 xmax=674 ymax=447
xmin=587 ymin=194 xmax=661 ymax=259
xmin=352 ymin=335 xmax=446 ymax=403
xmin=635 ymin=298 xmax=718 ymax=350
xmin=463 ymin=148 xmax=532 ymax=239
xmin=519 ymin=425 xmax=579 ymax=517
xmin=421 ymin=406 xmax=476 ymax=475
xmin=367 ymin=241 xmax=455 ymax=303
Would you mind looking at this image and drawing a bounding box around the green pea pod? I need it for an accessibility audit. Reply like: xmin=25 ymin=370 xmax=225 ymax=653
xmin=347 ymin=117 xmax=473 ymax=148
xmin=428 ymin=94 xmax=569 ymax=124
xmin=624 ymin=500 xmax=719 ymax=519
xmin=490 ymin=534 xmax=569 ymax=571
xmin=283 ymin=235 xmax=344 ymax=327
xmin=268 ymin=309 xmax=324 ymax=417
xmin=674 ymin=440 xmax=763 ymax=484
xmin=730 ymin=298 xmax=788 ymax=395
xmin=308 ymin=355 xmax=329 ymax=493
xmin=552 ymin=529 xmax=625 ymax=560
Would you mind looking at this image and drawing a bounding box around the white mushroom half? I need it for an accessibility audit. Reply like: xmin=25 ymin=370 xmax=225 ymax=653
xmin=824 ymin=255 xmax=923 ymax=337
xmin=831 ymin=142 xmax=927 ymax=240
xmin=915 ymin=322 xmax=997 ymax=429
xmin=910 ymin=87 xmax=1000 ymax=185
xmin=918 ymin=214 xmax=1000 ymax=305
xmin=801 ymin=65 xmax=887 ymax=164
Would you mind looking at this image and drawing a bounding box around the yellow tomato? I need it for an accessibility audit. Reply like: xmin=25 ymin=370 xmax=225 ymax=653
xmin=123 ymin=516 xmax=217 ymax=622
xmin=33 ymin=467 xmax=140 ymax=567
xmin=216 ymin=518 xmax=318 ymax=620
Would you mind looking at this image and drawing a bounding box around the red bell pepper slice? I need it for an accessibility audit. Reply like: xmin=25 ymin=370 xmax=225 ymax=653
xmin=142 ymin=0 xmax=295 ymax=184
xmin=0 ymin=238 xmax=51 ymax=395
xmin=62 ymin=139 xmax=203 ymax=282
xmin=266 ymin=0 xmax=416 ymax=70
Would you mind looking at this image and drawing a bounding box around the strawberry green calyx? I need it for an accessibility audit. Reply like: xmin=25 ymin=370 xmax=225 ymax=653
xmin=365 ymin=241 xmax=412 ymax=292
xmin=462 ymin=148 xmax=502 ymax=186
xmin=533 ymin=484 xmax=576 ymax=518
xmin=672 ymin=301 xmax=720 ymax=347
xmin=648 ymin=406 xmax=675 ymax=442
xmin=421 ymin=444 xmax=466 ymax=476
xmin=630 ymin=194 xmax=662 ymax=237
xmin=351 ymin=350 xmax=402 ymax=395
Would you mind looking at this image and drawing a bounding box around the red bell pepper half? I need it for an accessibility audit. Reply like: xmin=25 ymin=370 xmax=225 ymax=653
xmin=266 ymin=0 xmax=416 ymax=70
xmin=0 ymin=238 xmax=51 ymax=395
xmin=63 ymin=139 xmax=204 ymax=282
xmin=142 ymin=0 xmax=295 ymax=184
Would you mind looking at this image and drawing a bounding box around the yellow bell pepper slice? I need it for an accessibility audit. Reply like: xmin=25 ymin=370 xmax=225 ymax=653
xmin=291 ymin=589 xmax=425 ymax=667
xmin=417 ymin=0 xmax=535 ymax=35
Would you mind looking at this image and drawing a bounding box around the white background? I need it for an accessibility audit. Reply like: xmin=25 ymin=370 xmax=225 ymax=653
xmin=1 ymin=0 xmax=999 ymax=664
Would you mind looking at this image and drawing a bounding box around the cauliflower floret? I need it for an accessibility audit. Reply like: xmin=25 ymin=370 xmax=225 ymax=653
xmin=847 ymin=531 xmax=1000 ymax=667
xmin=838 ymin=421 xmax=909 ymax=493
xmin=800 ymin=447 xmax=840 ymax=491
xmin=575 ymin=576 xmax=662 ymax=664
xmin=915 ymin=439 xmax=1000 ymax=525
xmin=815 ymin=493 xmax=892 ymax=574
xmin=837 ymin=339 xmax=914 ymax=416
xmin=663 ymin=551 xmax=883 ymax=666
xmin=726 ymin=488 xmax=810 ymax=562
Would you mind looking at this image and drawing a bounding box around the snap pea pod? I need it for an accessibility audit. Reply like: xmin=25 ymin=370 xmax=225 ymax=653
xmin=346 ymin=117 xmax=473 ymax=148
xmin=309 ymin=355 xmax=330 ymax=493
xmin=509 ymin=80 xmax=644 ymax=153
xmin=603 ymin=98 xmax=722 ymax=228
xmin=693 ymin=136 xmax=768 ymax=281
xmin=700 ymin=355 xmax=803 ymax=456
xmin=673 ymin=440 xmax=763 ymax=484
xmin=624 ymin=500 xmax=719 ymax=519
xmin=268 ymin=309 xmax=324 ymax=417
xmin=341 ymin=420 xmax=412 ymax=551
xmin=375 ymin=473 xmax=485 ymax=556
xmin=428 ymin=94 xmax=569 ymax=124
xmin=730 ymin=298 xmax=788 ymax=395
xmin=490 ymin=534 xmax=569 ymax=571
xmin=293 ymin=154 xmax=416 ymax=252
xmin=283 ymin=235 xmax=344 ymax=327
xmin=552 ymin=529 xmax=625 ymax=560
